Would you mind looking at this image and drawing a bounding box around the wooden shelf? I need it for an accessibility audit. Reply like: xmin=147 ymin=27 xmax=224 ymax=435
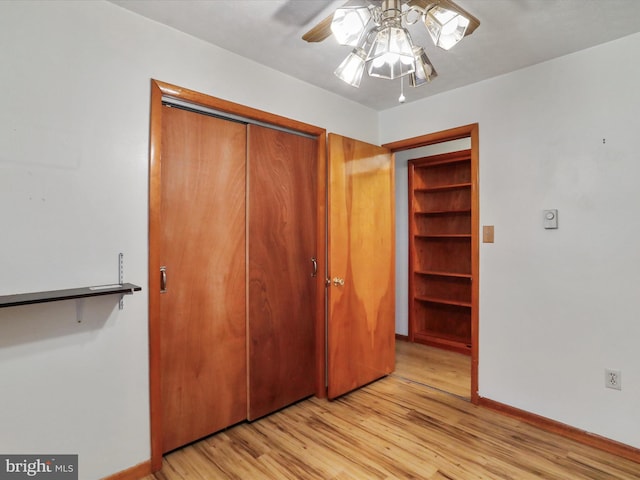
xmin=416 ymin=234 xmax=471 ymax=239
xmin=415 ymin=270 xmax=472 ymax=279
xmin=415 ymin=295 xmax=471 ymax=308
xmin=415 ymin=182 xmax=472 ymax=193
xmin=415 ymin=209 xmax=471 ymax=216
xmin=413 ymin=331 xmax=471 ymax=355
xmin=414 ymin=157 xmax=469 ymax=168
xmin=0 ymin=283 xmax=142 ymax=308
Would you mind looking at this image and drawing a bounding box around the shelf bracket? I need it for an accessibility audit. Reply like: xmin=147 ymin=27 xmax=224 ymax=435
xmin=76 ymin=298 xmax=85 ymax=323
xmin=119 ymin=252 xmax=125 ymax=310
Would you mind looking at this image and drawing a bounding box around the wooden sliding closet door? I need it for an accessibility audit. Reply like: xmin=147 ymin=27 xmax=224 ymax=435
xmin=160 ymin=106 xmax=247 ymax=453
xmin=247 ymin=125 xmax=317 ymax=420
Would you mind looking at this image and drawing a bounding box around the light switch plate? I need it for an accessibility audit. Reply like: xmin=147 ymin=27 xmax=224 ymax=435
xmin=543 ymin=209 xmax=558 ymax=229
xmin=483 ymin=225 xmax=494 ymax=243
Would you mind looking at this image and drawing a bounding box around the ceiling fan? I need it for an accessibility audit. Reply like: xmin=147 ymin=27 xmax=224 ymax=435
xmin=302 ymin=0 xmax=480 ymax=101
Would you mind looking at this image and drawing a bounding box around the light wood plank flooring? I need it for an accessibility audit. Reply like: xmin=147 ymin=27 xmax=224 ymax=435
xmin=395 ymin=340 xmax=470 ymax=399
xmin=145 ymin=341 xmax=640 ymax=479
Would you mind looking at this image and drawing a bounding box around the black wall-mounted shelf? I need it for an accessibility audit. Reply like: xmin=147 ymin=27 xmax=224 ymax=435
xmin=0 ymin=283 xmax=142 ymax=308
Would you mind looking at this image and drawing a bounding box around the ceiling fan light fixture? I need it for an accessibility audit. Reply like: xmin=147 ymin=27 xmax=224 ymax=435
xmin=304 ymin=0 xmax=480 ymax=101
xmin=334 ymin=47 xmax=367 ymax=87
xmin=410 ymin=46 xmax=437 ymax=87
xmin=424 ymin=3 xmax=470 ymax=50
xmin=366 ymin=24 xmax=415 ymax=80
xmin=330 ymin=6 xmax=372 ymax=46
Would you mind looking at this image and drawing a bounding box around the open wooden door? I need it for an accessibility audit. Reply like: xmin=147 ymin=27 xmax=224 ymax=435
xmin=327 ymin=133 xmax=395 ymax=399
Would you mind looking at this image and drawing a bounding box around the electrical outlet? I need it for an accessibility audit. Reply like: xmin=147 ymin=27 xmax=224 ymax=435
xmin=605 ymin=369 xmax=622 ymax=390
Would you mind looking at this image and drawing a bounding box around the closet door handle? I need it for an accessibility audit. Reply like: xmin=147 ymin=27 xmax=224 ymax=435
xmin=311 ymin=257 xmax=317 ymax=277
xmin=160 ymin=266 xmax=167 ymax=293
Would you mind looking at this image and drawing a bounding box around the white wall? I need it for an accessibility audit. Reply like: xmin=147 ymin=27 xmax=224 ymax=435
xmin=0 ymin=2 xmax=378 ymax=479
xmin=382 ymin=33 xmax=640 ymax=449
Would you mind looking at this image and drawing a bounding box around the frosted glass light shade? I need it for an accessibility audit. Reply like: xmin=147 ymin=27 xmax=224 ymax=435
xmin=366 ymin=25 xmax=415 ymax=80
xmin=331 ymin=7 xmax=371 ymax=46
xmin=410 ymin=47 xmax=437 ymax=87
xmin=424 ymin=5 xmax=470 ymax=50
xmin=334 ymin=48 xmax=367 ymax=87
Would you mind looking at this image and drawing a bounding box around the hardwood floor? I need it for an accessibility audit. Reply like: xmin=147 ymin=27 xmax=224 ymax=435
xmin=395 ymin=340 xmax=470 ymax=399
xmin=144 ymin=341 xmax=640 ymax=479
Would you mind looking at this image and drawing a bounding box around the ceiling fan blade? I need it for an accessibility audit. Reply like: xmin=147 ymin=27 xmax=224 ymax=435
xmin=407 ymin=0 xmax=480 ymax=36
xmin=302 ymin=13 xmax=334 ymax=42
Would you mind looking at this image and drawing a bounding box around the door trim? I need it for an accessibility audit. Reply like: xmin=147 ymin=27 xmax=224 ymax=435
xmin=148 ymin=79 xmax=327 ymax=471
xmin=383 ymin=123 xmax=479 ymax=404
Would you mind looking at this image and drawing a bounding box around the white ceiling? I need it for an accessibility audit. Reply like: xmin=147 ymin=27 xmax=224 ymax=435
xmin=109 ymin=0 xmax=640 ymax=111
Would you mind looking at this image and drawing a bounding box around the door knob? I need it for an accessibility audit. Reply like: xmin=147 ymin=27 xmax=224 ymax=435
xmin=332 ymin=277 xmax=345 ymax=286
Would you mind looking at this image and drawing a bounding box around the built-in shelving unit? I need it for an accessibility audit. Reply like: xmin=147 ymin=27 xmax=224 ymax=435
xmin=0 ymin=283 xmax=141 ymax=308
xmin=408 ymin=150 xmax=473 ymax=355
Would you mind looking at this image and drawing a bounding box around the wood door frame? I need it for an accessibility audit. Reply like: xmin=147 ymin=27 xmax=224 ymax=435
xmin=383 ymin=123 xmax=479 ymax=404
xmin=148 ymin=79 xmax=327 ymax=472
